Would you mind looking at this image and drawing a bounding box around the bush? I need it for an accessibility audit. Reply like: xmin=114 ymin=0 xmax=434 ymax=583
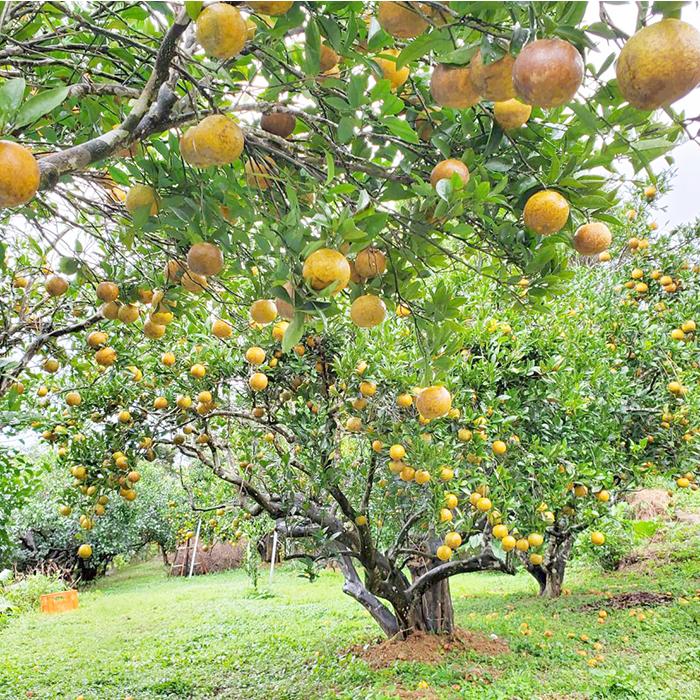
xmin=0 ymin=571 xmax=67 ymax=624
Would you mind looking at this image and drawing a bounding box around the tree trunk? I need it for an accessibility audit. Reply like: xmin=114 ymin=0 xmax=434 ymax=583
xmin=159 ymin=544 xmax=170 ymax=566
xmin=405 ymin=559 xmax=454 ymax=635
xmin=337 ymin=555 xmax=400 ymax=638
xmin=527 ymin=531 xmax=573 ymax=598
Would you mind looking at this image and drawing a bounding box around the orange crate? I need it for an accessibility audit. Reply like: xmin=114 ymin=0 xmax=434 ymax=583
xmin=39 ymin=589 xmax=79 ymax=614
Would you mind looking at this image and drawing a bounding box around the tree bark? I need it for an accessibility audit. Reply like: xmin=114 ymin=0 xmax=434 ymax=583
xmin=159 ymin=544 xmax=170 ymax=566
xmin=406 ymin=559 xmax=454 ymax=635
xmin=526 ymin=531 xmax=574 ymax=598
xmin=337 ymin=555 xmax=400 ymax=638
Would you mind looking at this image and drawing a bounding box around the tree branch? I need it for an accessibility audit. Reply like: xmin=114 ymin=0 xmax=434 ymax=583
xmin=406 ymin=549 xmax=514 ymax=600
xmin=37 ymin=9 xmax=190 ymax=189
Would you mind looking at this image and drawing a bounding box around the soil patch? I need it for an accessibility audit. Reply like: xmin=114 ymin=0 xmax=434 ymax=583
xmin=580 ymin=591 xmax=673 ymax=611
xmin=625 ymin=489 xmax=670 ymax=520
xmin=346 ymin=627 xmax=509 ymax=670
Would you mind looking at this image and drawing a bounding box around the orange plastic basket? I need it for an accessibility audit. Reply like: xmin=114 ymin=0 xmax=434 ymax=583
xmin=39 ymin=589 xmax=79 ymax=614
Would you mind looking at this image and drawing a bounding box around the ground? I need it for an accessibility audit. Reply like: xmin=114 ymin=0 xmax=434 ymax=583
xmin=1 ymin=511 xmax=698 ymax=700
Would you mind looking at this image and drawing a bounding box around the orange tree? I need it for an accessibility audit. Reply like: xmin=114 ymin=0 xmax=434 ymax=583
xmin=2 ymin=1 xmax=700 ymax=637
xmin=1 ymin=0 xmax=698 ymax=377
xmin=4 ymin=458 xmax=191 ymax=580
xmin=6 ymin=208 xmax=698 ymax=635
xmin=441 ymin=207 xmax=700 ymax=597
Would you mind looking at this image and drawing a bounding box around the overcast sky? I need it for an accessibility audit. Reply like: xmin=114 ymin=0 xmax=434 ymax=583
xmin=585 ymin=2 xmax=700 ymax=228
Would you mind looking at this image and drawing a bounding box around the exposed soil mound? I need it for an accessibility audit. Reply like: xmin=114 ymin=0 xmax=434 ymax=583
xmin=625 ymin=489 xmax=671 ymax=520
xmin=581 ymin=591 xmax=673 ymax=611
xmin=171 ymin=540 xmax=245 ymax=576
xmin=347 ymin=628 xmax=508 ymax=670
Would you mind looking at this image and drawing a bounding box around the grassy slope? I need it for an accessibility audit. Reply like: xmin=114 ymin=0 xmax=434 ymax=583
xmin=0 ymin=515 xmax=698 ymax=700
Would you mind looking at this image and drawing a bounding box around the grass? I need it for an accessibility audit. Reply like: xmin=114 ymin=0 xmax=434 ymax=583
xmin=0 ymin=520 xmax=699 ymax=699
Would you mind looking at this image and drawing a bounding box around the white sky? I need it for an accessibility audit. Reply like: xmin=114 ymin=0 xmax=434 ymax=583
xmin=585 ymin=2 xmax=700 ymax=227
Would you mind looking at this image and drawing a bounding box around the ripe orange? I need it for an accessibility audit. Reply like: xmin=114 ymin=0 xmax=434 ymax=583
xmin=245 ymin=346 xmax=265 ymax=365
xmin=249 ymin=372 xmax=268 ymax=391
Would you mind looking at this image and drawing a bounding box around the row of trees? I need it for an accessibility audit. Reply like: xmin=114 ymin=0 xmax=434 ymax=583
xmin=3 ymin=202 xmax=698 ymax=635
xmin=1 ymin=1 xmax=699 ymax=638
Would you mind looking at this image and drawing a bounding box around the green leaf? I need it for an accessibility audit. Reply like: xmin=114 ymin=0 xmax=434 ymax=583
xmin=14 ymin=85 xmax=69 ymax=129
xmin=437 ymin=44 xmax=477 ymax=66
xmin=337 ymin=116 xmax=356 ymax=144
xmin=397 ymin=33 xmax=451 ymax=68
xmin=0 ymin=78 xmax=25 ymax=119
xmin=184 ymin=1 xmax=203 ymax=20
xmin=304 ymin=18 xmax=321 ymax=76
xmin=383 ymin=117 xmax=419 ymax=144
xmin=569 ymin=102 xmax=599 ymax=132
xmin=282 ymin=312 xmax=305 ymax=353
xmin=59 ymin=256 xmax=79 ymax=275
xmin=347 ymin=74 xmax=367 ymax=109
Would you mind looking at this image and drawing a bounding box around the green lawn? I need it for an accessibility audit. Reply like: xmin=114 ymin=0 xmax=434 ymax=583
xmin=1 ymin=527 xmax=699 ymax=700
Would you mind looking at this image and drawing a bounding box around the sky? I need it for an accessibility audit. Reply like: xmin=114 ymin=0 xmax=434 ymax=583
xmin=584 ymin=2 xmax=700 ymax=228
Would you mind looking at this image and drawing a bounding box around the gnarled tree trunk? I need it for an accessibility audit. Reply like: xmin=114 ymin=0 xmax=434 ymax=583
xmin=526 ymin=530 xmax=574 ymax=598
xmin=406 ymin=559 xmax=454 ymax=634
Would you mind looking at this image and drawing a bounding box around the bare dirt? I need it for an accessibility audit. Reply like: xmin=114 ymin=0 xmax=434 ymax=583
xmin=580 ymin=591 xmax=673 ymax=611
xmin=625 ymin=489 xmax=671 ymax=520
xmin=346 ymin=627 xmax=509 ymax=670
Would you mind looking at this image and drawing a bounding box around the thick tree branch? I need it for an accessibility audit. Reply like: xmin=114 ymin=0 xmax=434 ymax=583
xmin=0 ymin=311 xmax=102 ymax=396
xmin=37 ymin=9 xmax=190 ymax=189
xmin=337 ymin=554 xmax=399 ymax=638
xmin=406 ymin=549 xmax=514 ymax=600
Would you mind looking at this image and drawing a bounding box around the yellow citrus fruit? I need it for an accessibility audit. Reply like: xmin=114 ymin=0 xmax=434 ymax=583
xmin=196 ymin=3 xmax=247 ymax=59
xmin=476 ymin=497 xmax=492 ymax=512
xmin=250 ymin=299 xmax=277 ymax=324
xmin=375 ymin=48 xmax=410 ymax=90
xmin=527 ymin=532 xmax=544 ymax=547
xmin=249 ymin=372 xmax=268 ymax=391
xmin=513 ymin=38 xmax=584 ymax=108
xmin=180 ymin=114 xmax=244 ymax=167
xmin=77 ymin=544 xmax=93 ymax=559
xmin=377 ymin=2 xmax=428 ymax=39
xmin=591 ymin=531 xmax=605 ymax=546
xmin=430 ymin=63 xmax=480 ymax=109
xmin=354 ymin=247 xmax=386 ymax=278
xmin=181 ymin=270 xmax=208 ymax=294
xmin=471 ymin=49 xmax=516 ymax=101
xmin=444 ymin=531 xmax=462 ymax=549
xmin=573 ymin=222 xmax=612 ymax=256
xmin=617 ymin=19 xmax=700 ymax=110
xmin=302 ymin=248 xmax=351 ymax=293
xmin=96 ymin=281 xmax=119 ymax=302
xmin=212 ymin=319 xmax=232 ymax=338
xmin=492 ymin=524 xmax=508 ymax=540
xmin=118 ymin=303 xmax=139 ymax=324
xmin=95 ymin=347 xmax=117 ymax=366
xmin=0 ymin=141 xmax=40 ymax=208
xmin=501 ymin=535 xmax=516 ymax=551
xmin=492 ymin=440 xmax=507 ymax=456
xmin=187 ymin=242 xmax=224 ymax=276
xmin=436 ymin=544 xmax=452 ymax=561
xmin=493 ymin=99 xmax=532 ymax=130
xmin=144 ymin=319 xmax=166 ymax=339
xmin=45 ymin=275 xmax=69 ymax=297
xmin=66 ymin=391 xmax=81 ymax=407
xmin=245 ymin=346 xmax=265 ymax=365
xmin=523 ymin=190 xmax=570 ymax=235
xmin=415 ymin=385 xmax=452 ymax=419
xmin=350 ymin=294 xmax=387 ymax=328
xmin=125 ymin=184 xmax=158 ymax=216
xmin=190 ymin=363 xmax=206 ymax=378
xmin=430 ymin=159 xmax=469 ymax=189
xmin=397 ymin=393 xmax=413 ymax=408
xmin=247 ymin=1 xmax=294 ymax=16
